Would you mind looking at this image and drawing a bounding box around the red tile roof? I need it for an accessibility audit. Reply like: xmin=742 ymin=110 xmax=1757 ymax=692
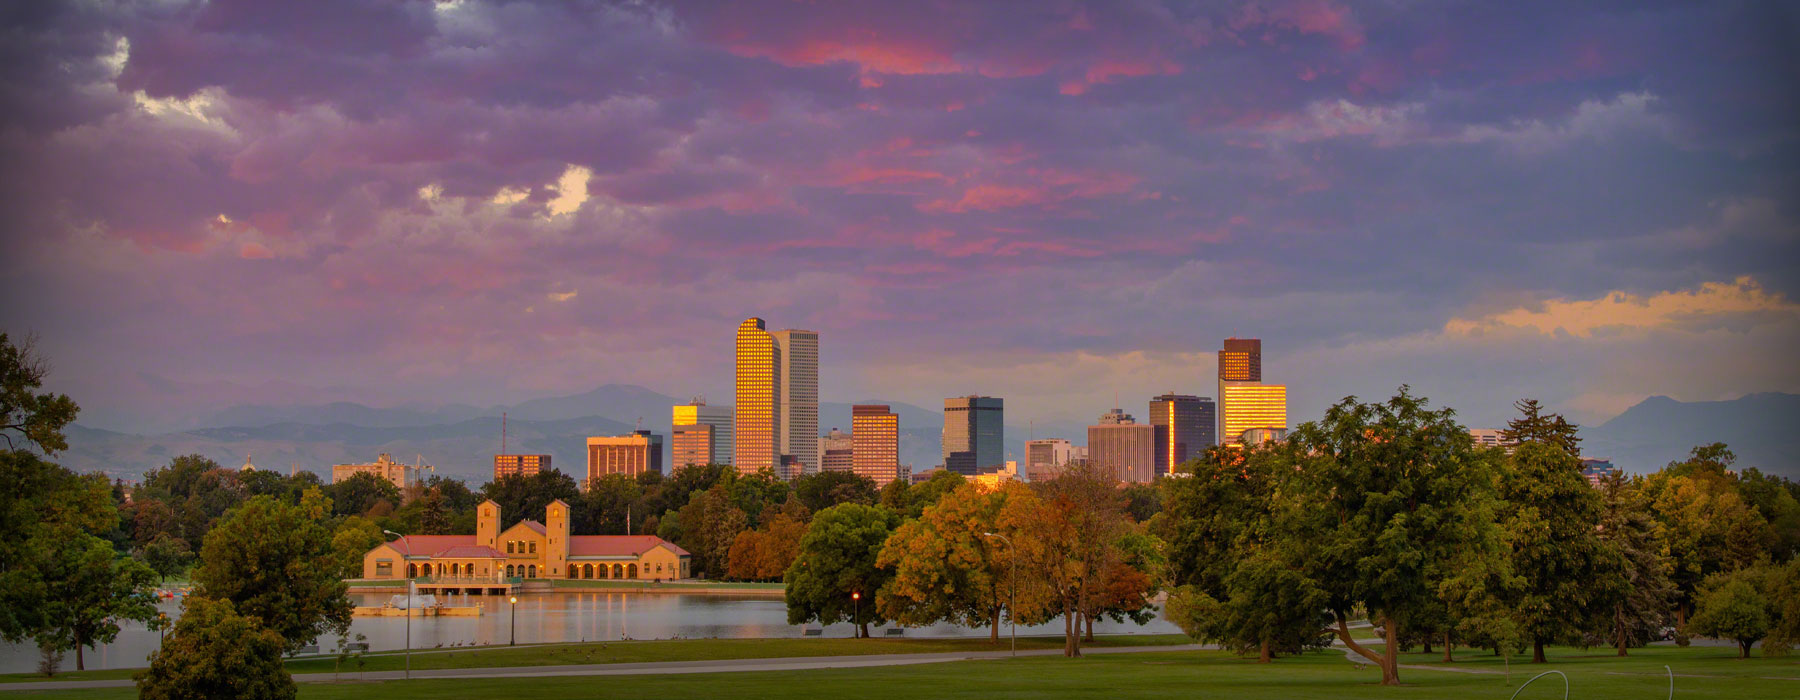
xmin=434 ymin=545 xmax=505 ymax=558
xmin=383 ymin=535 xmax=475 ymax=557
xmin=568 ymin=535 xmax=690 ymax=558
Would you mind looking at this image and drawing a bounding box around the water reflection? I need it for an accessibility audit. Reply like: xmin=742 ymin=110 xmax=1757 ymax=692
xmin=0 ymin=592 xmax=1179 ymax=673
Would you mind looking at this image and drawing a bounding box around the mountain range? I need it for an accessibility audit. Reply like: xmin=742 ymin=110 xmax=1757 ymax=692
xmin=50 ymin=387 xmax=1800 ymax=482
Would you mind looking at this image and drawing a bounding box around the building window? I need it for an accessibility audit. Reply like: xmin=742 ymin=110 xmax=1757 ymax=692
xmin=375 ymin=560 xmax=393 ymax=577
xmin=529 ymin=541 xmax=537 ymax=554
xmin=506 ymin=541 xmax=515 ymax=554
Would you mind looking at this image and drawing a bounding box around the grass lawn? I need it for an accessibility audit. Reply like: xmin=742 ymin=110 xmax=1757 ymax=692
xmin=3 ymin=643 xmax=1794 ymax=700
xmin=0 ymin=634 xmax=1188 ymax=684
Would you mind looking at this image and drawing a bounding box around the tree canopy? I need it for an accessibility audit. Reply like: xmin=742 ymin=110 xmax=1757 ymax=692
xmin=785 ymin=503 xmax=902 ymax=638
xmin=191 ymin=490 xmax=352 ymax=652
xmin=136 ymin=596 xmax=295 ymax=700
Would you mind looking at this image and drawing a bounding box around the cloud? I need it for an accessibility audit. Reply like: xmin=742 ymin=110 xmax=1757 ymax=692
xmin=1446 ymin=277 xmax=1798 ymax=338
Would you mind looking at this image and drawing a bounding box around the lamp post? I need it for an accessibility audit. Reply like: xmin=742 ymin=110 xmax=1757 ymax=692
xmin=983 ymin=532 xmax=1016 ymax=657
xmin=509 ymin=596 xmax=519 ymax=646
xmin=852 ymin=591 xmax=861 ymax=639
xmin=382 ymin=529 xmax=411 ymax=679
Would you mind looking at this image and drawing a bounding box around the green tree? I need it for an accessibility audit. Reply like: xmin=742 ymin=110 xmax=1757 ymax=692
xmin=35 ymin=535 xmax=159 ymax=670
xmin=1497 ymin=398 xmax=1581 ymax=455
xmin=578 ymin=473 xmax=643 ymax=534
xmin=793 ymin=470 xmax=878 ymax=513
xmin=785 ymin=503 xmax=902 ymax=638
xmin=330 ymin=516 xmax=383 ymax=579
xmin=1689 ymin=568 xmax=1773 ymax=658
xmin=192 ymin=489 xmax=351 ymax=652
xmin=1159 ymin=444 xmax=1329 ymax=662
xmin=0 ymin=333 xmax=79 ymax=454
xmin=0 ymin=450 xmax=118 ymax=644
xmin=1501 ymin=441 xmax=1624 ymax=662
xmin=673 ymin=484 xmax=750 ymax=578
xmin=1275 ymin=387 xmax=1501 ymax=685
xmin=136 ymin=596 xmax=295 ymax=700
xmin=139 ymin=534 xmax=194 ymax=583
xmin=1595 ymin=471 xmax=1674 ymax=655
xmin=480 ymin=469 xmax=580 ymax=528
xmin=1644 ymin=453 xmax=1768 ymax=636
xmin=1736 ymin=467 xmax=1800 ymax=560
xmin=876 ymin=482 xmax=1018 ymax=641
xmin=325 ymin=471 xmax=401 ymax=518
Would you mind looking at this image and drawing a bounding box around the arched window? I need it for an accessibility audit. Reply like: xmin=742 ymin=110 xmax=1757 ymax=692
xmin=612 ymin=564 xmax=623 ymax=578
xmin=407 ymin=563 xmax=418 ymax=578
xmin=584 ymin=564 xmax=594 ymax=579
xmin=528 ymin=565 xmax=537 ymax=578
xmin=627 ymin=564 xmax=638 ymax=579
xmin=506 ymin=564 xmax=514 ymax=577
xmin=529 ymin=541 xmax=537 ymax=554
xmin=451 ymin=563 xmax=460 ymax=576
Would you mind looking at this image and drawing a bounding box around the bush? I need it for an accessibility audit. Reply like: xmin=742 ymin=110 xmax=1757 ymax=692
xmin=135 ymin=597 xmax=295 ymax=700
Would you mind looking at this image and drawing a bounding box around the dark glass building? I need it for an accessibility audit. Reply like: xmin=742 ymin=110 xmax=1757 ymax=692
xmin=1150 ymin=394 xmax=1216 ymax=476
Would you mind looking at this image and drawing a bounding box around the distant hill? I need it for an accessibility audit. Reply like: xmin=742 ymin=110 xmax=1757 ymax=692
xmin=1582 ymin=392 xmax=1800 ymax=478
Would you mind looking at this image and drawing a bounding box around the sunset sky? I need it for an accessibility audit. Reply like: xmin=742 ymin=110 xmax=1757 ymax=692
xmin=2 ymin=0 xmax=1796 ymax=434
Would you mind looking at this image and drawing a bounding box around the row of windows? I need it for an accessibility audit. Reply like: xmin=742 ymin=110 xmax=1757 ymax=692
xmin=506 ymin=540 xmax=537 ymax=554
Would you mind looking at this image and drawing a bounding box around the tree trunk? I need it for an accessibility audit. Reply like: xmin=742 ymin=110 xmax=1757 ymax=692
xmin=1443 ymin=632 xmax=1453 ymax=662
xmin=1382 ymin=619 xmax=1401 ymax=685
xmin=1333 ymin=611 xmax=1396 ymax=685
xmin=1739 ymin=641 xmax=1750 ymax=659
xmin=1084 ymin=612 xmax=1095 ymax=642
xmin=1615 ymin=605 xmax=1628 ymax=657
xmin=1675 ymin=606 xmax=1690 ymax=647
xmin=1421 ymin=636 xmax=1432 ymax=654
xmin=1258 ymin=639 xmax=1272 ymax=663
xmin=75 ymin=642 xmax=84 ymax=672
xmin=1062 ymin=602 xmax=1079 ymax=657
xmin=1532 ymin=639 xmax=1546 ymax=664
xmin=991 ymin=606 xmax=1000 ymax=643
xmin=859 ymin=622 xmax=870 ymax=639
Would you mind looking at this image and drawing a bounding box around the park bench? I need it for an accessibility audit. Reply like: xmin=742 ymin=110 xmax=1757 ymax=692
xmin=802 ymin=628 xmax=822 ymax=636
xmin=884 ymin=628 xmax=905 ymax=637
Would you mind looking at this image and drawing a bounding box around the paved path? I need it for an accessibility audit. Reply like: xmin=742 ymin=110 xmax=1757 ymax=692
xmin=0 ymin=644 xmax=1208 ymax=692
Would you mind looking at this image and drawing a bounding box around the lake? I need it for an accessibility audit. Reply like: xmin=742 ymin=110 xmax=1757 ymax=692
xmin=0 ymin=591 xmax=1182 ymax=673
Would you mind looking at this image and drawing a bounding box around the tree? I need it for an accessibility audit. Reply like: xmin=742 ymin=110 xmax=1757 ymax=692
xmin=876 ymin=482 xmax=1017 ymax=641
xmin=672 ymin=484 xmax=750 ymax=578
xmin=139 ymin=534 xmax=194 ymax=583
xmin=793 ymin=470 xmax=878 ymax=513
xmin=1498 ymin=398 xmax=1580 ymax=455
xmin=1689 ymin=569 xmax=1773 ymax=658
xmin=34 ymin=534 xmax=160 ymax=670
xmin=1160 ymin=444 xmax=1329 ymax=662
xmin=0 ymin=450 xmax=118 ymax=644
xmin=1736 ymin=467 xmax=1800 ymax=561
xmin=1003 ymin=463 xmax=1132 ymax=657
xmin=1644 ymin=452 xmax=1768 ymax=636
xmin=413 ymin=487 xmax=454 ymax=535
xmin=727 ymin=508 xmax=807 ymax=581
xmin=325 ymin=472 xmax=401 ymax=518
xmin=578 ymin=473 xmax=643 ymax=534
xmin=330 ymin=516 xmax=384 ymax=579
xmin=191 ymin=490 xmax=351 ymax=652
xmin=480 ymin=469 xmax=581 ymax=528
xmin=1595 ymin=471 xmax=1673 ymax=655
xmin=1500 ymin=441 xmax=1624 ymax=662
xmin=1274 ymin=387 xmax=1501 ymax=685
xmin=785 ymin=503 xmax=902 ymax=638
xmin=136 ymin=596 xmax=295 ymax=700
xmin=0 ymin=333 xmax=79 ymax=454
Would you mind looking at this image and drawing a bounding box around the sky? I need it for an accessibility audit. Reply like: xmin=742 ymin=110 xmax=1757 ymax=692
xmin=1 ymin=0 xmax=1797 ymax=436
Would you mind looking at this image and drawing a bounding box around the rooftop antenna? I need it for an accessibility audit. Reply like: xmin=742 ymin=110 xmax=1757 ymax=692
xmin=502 ymin=411 xmax=508 ymax=456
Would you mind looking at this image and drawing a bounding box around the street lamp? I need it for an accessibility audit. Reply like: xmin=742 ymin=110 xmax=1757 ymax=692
xmin=983 ymin=532 xmax=1016 ymax=657
xmin=509 ymin=596 xmax=519 ymax=646
xmin=852 ymin=591 xmax=862 ymax=639
xmin=382 ymin=530 xmax=412 ymax=679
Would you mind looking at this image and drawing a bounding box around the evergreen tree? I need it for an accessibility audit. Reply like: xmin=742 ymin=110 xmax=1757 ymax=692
xmin=1498 ymin=398 xmax=1581 ymax=454
xmin=1595 ymin=471 xmax=1674 ymax=655
xmin=1500 ymin=441 xmax=1625 ymax=662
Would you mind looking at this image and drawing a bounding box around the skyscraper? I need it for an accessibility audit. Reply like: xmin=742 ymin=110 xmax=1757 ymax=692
xmin=943 ymin=396 xmax=1004 ymax=475
xmin=852 ymin=404 xmax=901 ymax=486
xmin=494 ymin=454 xmax=551 ymax=480
xmin=670 ymin=424 xmax=714 ymax=468
xmin=1219 ymin=383 xmax=1288 ymax=445
xmin=774 ymin=329 xmax=819 ymax=479
xmin=820 ymin=427 xmax=854 ymax=473
xmin=1150 ymin=394 xmax=1215 ymax=476
xmin=734 ymin=318 xmax=780 ymax=474
xmin=1088 ymin=409 xmax=1156 ymax=483
xmin=586 ymin=430 xmax=663 ymax=485
xmin=672 ymin=400 xmax=733 ymax=465
xmin=1219 ymin=337 xmax=1262 ymax=382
